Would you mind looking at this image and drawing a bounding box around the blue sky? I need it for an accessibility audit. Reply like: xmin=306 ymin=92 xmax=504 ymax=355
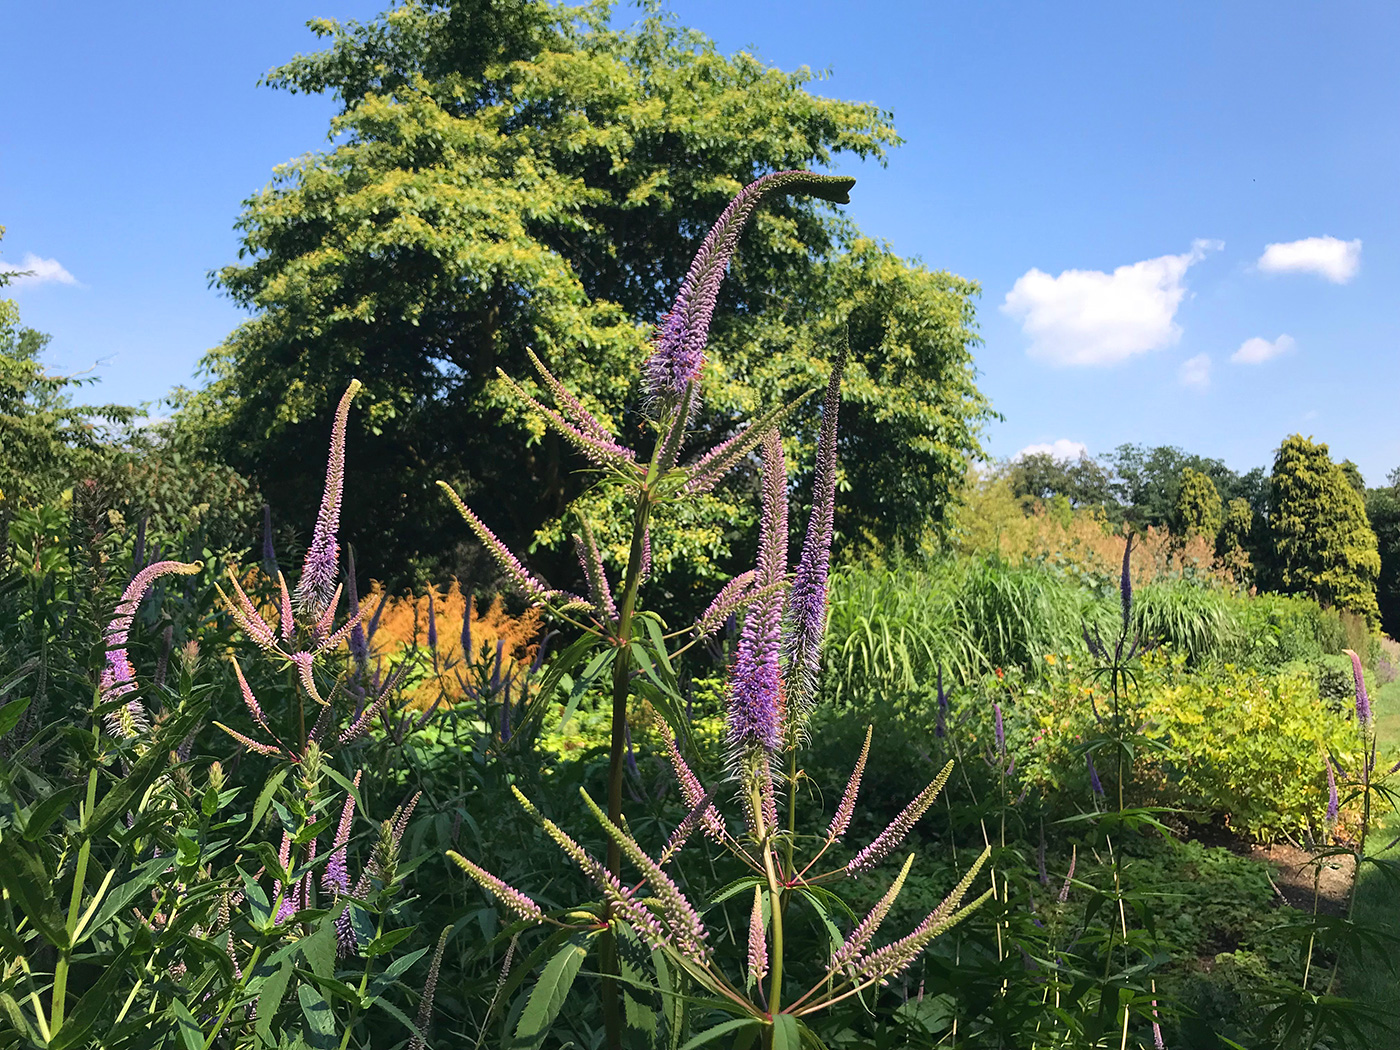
xmin=4 ymin=2 xmax=1397 ymax=482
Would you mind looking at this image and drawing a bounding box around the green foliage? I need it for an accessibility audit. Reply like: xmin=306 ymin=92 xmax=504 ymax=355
xmin=1006 ymin=451 xmax=1113 ymax=510
xmin=1270 ymin=434 xmax=1380 ymax=624
xmin=191 ymin=0 xmax=991 ymax=597
xmin=0 ymin=251 xmax=137 ymax=507
xmin=1176 ymin=465 xmax=1224 ymax=541
xmin=1110 ymin=442 xmax=1268 ymax=531
xmin=1365 ymin=476 xmax=1400 ymax=638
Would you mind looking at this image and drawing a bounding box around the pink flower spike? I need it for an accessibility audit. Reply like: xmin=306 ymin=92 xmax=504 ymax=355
xmin=311 ymin=584 xmax=342 ymax=643
xmin=290 ymin=652 xmax=326 ymax=706
xmin=661 ymin=729 xmax=725 ymax=841
xmin=747 ymin=887 xmax=768 ymax=983
xmin=218 ymin=572 xmax=276 ymax=651
xmin=100 ymin=560 xmax=202 ymax=705
xmin=846 ymin=761 xmax=954 ymax=876
xmin=827 ymin=725 xmax=872 ymax=844
xmin=832 ymin=853 xmax=916 ymax=972
xmin=447 ymin=853 xmax=544 ymax=923
xmin=230 ymin=656 xmax=267 ymax=727
xmin=437 ymin=482 xmax=555 ymax=603
xmin=1344 ymin=648 xmax=1372 ymax=726
xmin=277 ymin=571 xmax=295 ymax=644
xmin=295 ymin=380 xmax=360 ymax=620
xmin=692 ymin=570 xmax=757 ymax=640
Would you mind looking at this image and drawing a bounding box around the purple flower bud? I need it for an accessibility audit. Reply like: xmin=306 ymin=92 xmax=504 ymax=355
xmin=346 ymin=551 xmax=368 ymax=669
xmin=1087 ymin=752 xmax=1104 ymax=797
xmin=408 ymin=928 xmax=451 ymax=1050
xmin=447 ymin=854 xmax=544 ymax=924
xmin=642 ymin=171 xmax=855 ymax=405
xmin=296 ymin=380 xmax=360 ymax=621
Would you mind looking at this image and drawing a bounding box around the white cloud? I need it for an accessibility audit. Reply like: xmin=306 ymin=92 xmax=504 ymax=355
xmin=1015 ymin=439 xmax=1088 ymax=463
xmin=1002 ymin=240 xmax=1222 ymax=366
xmin=1179 ymin=353 xmax=1211 ymax=388
xmin=1257 ymin=236 xmax=1361 ymax=283
xmin=0 ymin=252 xmax=78 ymax=288
xmin=1231 ymin=334 xmax=1295 ymax=364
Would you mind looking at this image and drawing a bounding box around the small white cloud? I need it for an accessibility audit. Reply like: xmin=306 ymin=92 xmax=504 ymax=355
xmin=1257 ymin=236 xmax=1361 ymax=283
xmin=1231 ymin=334 xmax=1295 ymax=364
xmin=1303 ymin=409 xmax=1319 ymax=421
xmin=0 ymin=252 xmax=78 ymax=288
xmin=1179 ymin=353 xmax=1211 ymax=389
xmin=1015 ymin=439 xmax=1088 ymax=463
xmin=1002 ymin=239 xmax=1222 ymax=366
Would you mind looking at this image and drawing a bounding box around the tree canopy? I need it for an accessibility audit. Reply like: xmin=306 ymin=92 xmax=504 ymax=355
xmin=1270 ymin=433 xmax=1380 ymax=623
xmin=189 ymin=0 xmax=993 ymax=601
xmin=1175 ymin=466 xmax=1223 ymax=541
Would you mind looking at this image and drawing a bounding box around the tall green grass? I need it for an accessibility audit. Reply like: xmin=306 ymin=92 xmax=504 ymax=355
xmin=823 ymin=554 xmax=1352 ymax=705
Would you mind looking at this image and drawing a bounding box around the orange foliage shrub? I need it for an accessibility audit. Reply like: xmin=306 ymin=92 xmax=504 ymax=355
xmin=363 ymin=579 xmax=542 ymax=710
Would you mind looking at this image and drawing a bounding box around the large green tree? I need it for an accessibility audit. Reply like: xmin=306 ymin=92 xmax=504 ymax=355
xmin=1270 ymin=434 xmax=1380 ymax=623
xmin=1366 ymin=468 xmax=1400 ymax=638
xmin=189 ymin=0 xmax=992 ymax=600
xmin=1175 ymin=466 xmax=1223 ymax=542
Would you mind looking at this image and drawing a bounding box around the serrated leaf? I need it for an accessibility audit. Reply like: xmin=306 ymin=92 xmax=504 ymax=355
xmin=511 ymin=941 xmax=587 ymax=1050
xmin=298 ymin=984 xmax=337 ymax=1050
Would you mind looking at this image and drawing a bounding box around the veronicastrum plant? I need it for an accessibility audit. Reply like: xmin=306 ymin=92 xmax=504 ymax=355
xmin=438 ymin=171 xmax=992 ymax=1049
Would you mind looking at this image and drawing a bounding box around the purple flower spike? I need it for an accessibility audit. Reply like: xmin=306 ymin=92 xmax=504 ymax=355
xmin=100 ymin=561 xmax=202 ymax=735
xmin=993 ymin=702 xmax=1006 ymax=761
xmin=827 ymin=724 xmax=872 ymax=844
xmin=1087 ymin=752 xmax=1105 ymax=797
xmin=324 ymin=770 xmax=361 ymax=896
xmin=783 ymin=349 xmax=845 ymax=718
xmin=1344 ymin=649 xmax=1372 ymax=727
xmin=408 ymin=928 xmax=451 ymax=1050
xmin=643 ymin=170 xmax=855 ymax=406
xmin=427 ymin=591 xmax=438 ymax=652
xmin=346 ymin=551 xmax=368 ymax=669
xmin=1059 ymin=846 xmax=1077 ymax=904
xmin=295 ymin=380 xmax=361 ymax=621
xmin=438 ymin=481 xmax=557 ymax=604
xmin=1119 ymin=532 xmax=1134 ymax=634
xmin=447 ymin=854 xmax=544 ymax=924
xmin=847 ymin=761 xmax=954 ymax=876
xmin=725 ymin=431 xmax=788 ymax=758
xmin=1326 ymin=758 xmax=1339 ymax=826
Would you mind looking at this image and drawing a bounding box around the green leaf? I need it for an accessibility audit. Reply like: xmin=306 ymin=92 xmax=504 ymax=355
xmin=511 ymin=941 xmax=587 ymax=1050
xmin=770 ymin=1013 xmax=802 ymax=1050
xmin=678 ymin=1017 xmax=761 ymax=1050
xmin=302 ymin=915 xmax=338 ymax=980
xmin=243 ymin=767 xmax=289 ymax=844
xmin=168 ymin=998 xmax=204 ymax=1050
xmin=298 ymin=984 xmax=338 ymax=1050
xmin=365 ymin=926 xmax=414 ymax=958
xmin=87 ymin=706 xmax=202 ymax=840
xmin=0 ymin=695 xmax=32 ymax=738
xmin=0 ymin=841 xmax=66 ymax=948
xmin=48 ymin=943 xmax=138 ymax=1050
xmin=254 ymin=959 xmax=294 ymax=1047
xmin=366 ymin=946 xmax=430 ymax=1004
xmin=21 ymin=784 xmax=82 ymax=841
